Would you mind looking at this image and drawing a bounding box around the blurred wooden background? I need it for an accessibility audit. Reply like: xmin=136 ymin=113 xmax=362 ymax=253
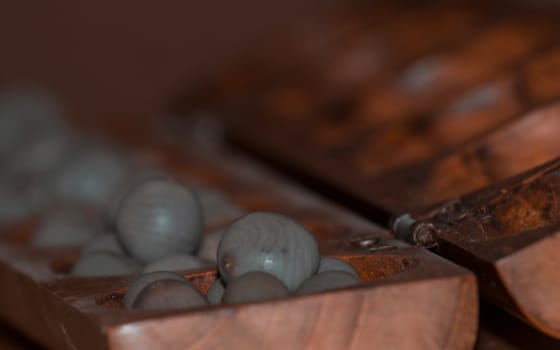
xmin=0 ymin=0 xmax=325 ymax=119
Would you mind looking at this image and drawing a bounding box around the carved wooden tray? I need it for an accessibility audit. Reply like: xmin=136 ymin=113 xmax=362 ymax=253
xmin=172 ymin=0 xmax=560 ymax=340
xmin=0 ymin=119 xmax=477 ymax=349
xmin=402 ymin=157 xmax=560 ymax=338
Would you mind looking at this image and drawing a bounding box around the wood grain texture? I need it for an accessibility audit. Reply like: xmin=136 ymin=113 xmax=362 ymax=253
xmin=497 ymin=233 xmax=560 ymax=334
xmin=108 ymin=274 xmax=476 ymax=350
xmin=372 ymin=102 xmax=560 ymax=212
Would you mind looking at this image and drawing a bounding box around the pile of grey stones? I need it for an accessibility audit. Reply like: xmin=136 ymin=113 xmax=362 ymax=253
xmin=0 ymin=89 xmax=362 ymax=311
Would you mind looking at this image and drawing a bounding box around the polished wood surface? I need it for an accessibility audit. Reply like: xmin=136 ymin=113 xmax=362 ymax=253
xmin=2 ymin=301 xmax=557 ymax=350
xmin=407 ymin=158 xmax=560 ymax=338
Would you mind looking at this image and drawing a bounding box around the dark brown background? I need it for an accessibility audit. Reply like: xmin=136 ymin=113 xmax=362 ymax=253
xmin=0 ymin=0 xmax=325 ymax=119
